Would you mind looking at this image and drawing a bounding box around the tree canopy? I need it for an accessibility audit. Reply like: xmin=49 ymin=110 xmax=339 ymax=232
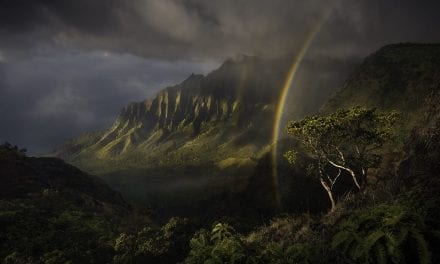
xmin=285 ymin=106 xmax=398 ymax=211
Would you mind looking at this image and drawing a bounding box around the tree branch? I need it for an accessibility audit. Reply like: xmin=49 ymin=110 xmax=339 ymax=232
xmin=327 ymin=158 xmax=361 ymax=190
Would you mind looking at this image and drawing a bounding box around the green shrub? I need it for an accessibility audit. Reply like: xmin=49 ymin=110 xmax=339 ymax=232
xmin=113 ymin=217 xmax=192 ymax=264
xmin=185 ymin=223 xmax=248 ymax=264
xmin=331 ymin=203 xmax=431 ymax=264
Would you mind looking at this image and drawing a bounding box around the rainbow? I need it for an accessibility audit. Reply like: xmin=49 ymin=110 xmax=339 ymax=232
xmin=270 ymin=11 xmax=332 ymax=206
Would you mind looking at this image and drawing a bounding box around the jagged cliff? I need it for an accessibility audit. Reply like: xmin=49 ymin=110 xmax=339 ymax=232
xmin=55 ymin=56 xmax=290 ymax=173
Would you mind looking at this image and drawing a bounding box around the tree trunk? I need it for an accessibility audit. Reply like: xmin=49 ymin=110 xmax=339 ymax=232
xmin=320 ymin=177 xmax=336 ymax=212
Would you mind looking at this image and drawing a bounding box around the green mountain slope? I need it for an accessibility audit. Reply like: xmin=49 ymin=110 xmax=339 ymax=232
xmin=0 ymin=144 xmax=139 ymax=263
xmin=322 ymin=43 xmax=440 ymax=130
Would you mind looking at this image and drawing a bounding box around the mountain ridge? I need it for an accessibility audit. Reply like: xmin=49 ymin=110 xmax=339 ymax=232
xmin=323 ymin=43 xmax=440 ymax=114
xmin=54 ymin=55 xmax=291 ymax=173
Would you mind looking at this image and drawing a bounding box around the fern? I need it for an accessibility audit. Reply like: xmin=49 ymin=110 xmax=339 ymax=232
xmin=410 ymin=229 xmax=431 ymax=264
xmin=362 ymin=230 xmax=386 ymax=258
xmin=374 ymin=243 xmax=387 ymax=264
xmin=384 ymin=231 xmax=397 ymax=253
xmin=331 ymin=203 xmax=431 ymax=264
xmin=396 ymin=227 xmax=409 ymax=244
xmin=331 ymin=230 xmax=353 ymax=250
xmin=285 ymin=243 xmax=311 ymax=264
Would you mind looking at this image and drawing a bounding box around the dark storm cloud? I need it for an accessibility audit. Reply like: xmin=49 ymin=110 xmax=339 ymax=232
xmin=1 ymin=0 xmax=439 ymax=60
xmin=0 ymin=0 xmax=439 ymax=154
xmin=0 ymin=52 xmax=215 ymax=154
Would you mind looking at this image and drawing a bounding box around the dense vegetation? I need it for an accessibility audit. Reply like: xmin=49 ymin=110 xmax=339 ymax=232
xmin=0 ymin=144 xmax=149 ymax=263
xmin=180 ymin=107 xmax=439 ymax=264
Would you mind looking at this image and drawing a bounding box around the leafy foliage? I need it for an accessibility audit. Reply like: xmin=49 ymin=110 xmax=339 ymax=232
xmin=113 ymin=217 xmax=194 ymax=264
xmin=0 ymin=198 xmax=119 ymax=263
xmin=185 ymin=223 xmax=248 ymax=264
xmin=331 ymin=203 xmax=431 ymax=264
xmin=185 ymin=221 xmax=322 ymax=264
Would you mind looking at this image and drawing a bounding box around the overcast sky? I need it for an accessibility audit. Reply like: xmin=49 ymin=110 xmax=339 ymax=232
xmin=1 ymin=0 xmax=440 ymax=154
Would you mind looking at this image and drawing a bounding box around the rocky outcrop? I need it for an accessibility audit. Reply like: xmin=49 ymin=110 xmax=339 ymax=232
xmin=56 ymin=56 xmax=288 ymax=162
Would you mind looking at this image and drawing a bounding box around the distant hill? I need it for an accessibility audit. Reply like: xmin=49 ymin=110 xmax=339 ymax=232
xmin=0 ymin=145 xmax=127 ymax=207
xmin=0 ymin=144 xmax=145 ymax=263
xmin=322 ymin=43 xmax=440 ymax=131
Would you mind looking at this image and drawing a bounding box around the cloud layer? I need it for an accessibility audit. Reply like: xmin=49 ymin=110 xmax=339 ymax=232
xmin=2 ymin=0 xmax=439 ymax=60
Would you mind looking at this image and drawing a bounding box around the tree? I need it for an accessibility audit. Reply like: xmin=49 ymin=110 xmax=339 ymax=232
xmin=284 ymin=106 xmax=398 ymax=212
xmin=0 ymin=142 xmax=27 ymax=157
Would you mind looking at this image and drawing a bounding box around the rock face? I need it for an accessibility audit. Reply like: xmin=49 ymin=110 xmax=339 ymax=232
xmin=55 ymin=56 xmax=290 ymax=172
